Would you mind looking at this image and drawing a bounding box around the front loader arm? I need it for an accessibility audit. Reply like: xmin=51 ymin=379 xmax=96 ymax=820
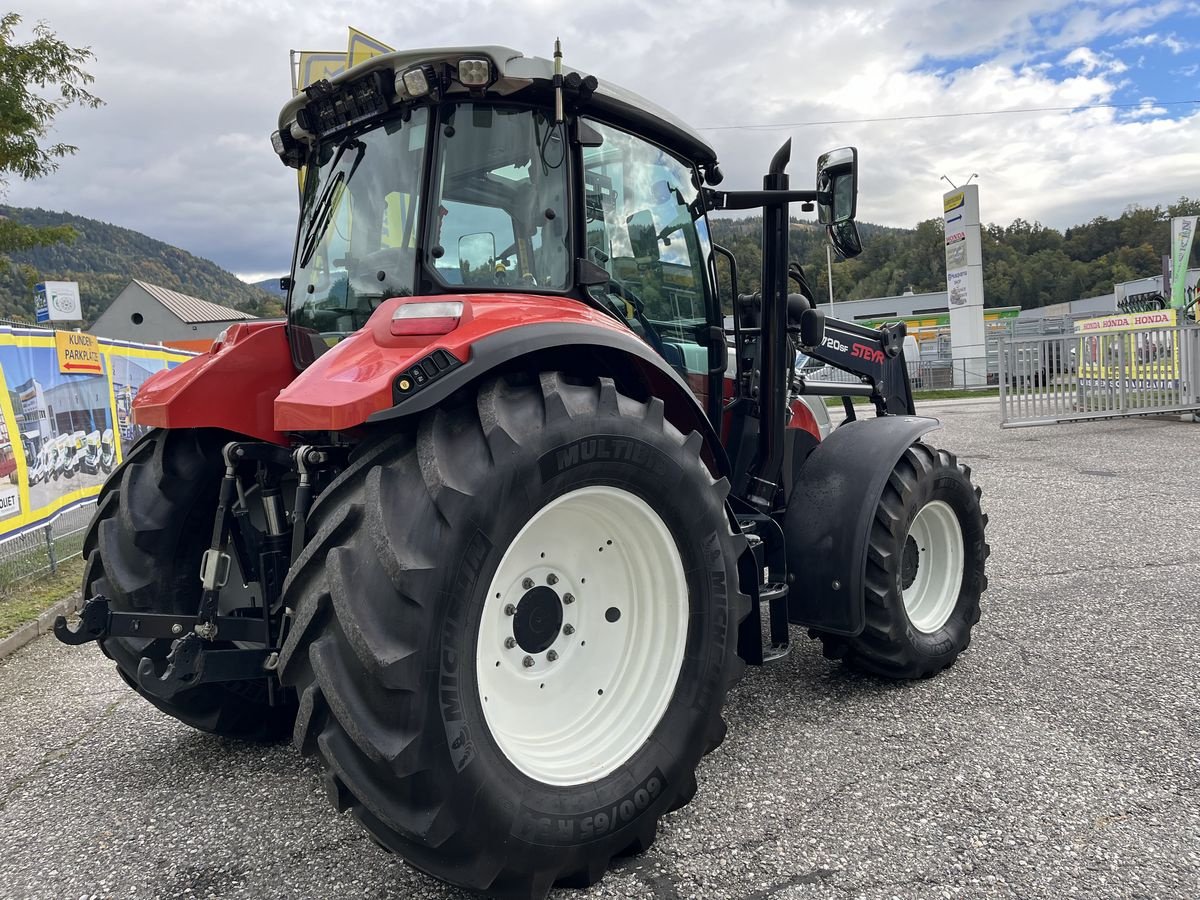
xmin=798 ymin=316 xmax=915 ymax=417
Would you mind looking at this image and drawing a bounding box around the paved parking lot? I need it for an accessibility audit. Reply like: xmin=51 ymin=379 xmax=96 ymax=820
xmin=1 ymin=399 xmax=1197 ymax=899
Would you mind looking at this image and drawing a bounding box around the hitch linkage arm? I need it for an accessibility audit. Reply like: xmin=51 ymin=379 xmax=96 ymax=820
xmin=53 ymin=596 xmax=274 ymax=646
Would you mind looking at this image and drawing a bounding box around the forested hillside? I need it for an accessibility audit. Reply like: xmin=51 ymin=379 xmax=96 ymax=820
xmin=0 ymin=207 xmax=280 ymax=324
xmin=710 ymin=197 xmax=1199 ymax=310
xmin=2 ymin=198 xmax=1195 ymax=327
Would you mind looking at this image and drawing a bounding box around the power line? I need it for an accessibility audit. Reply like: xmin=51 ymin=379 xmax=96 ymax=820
xmin=696 ymin=99 xmax=1200 ymax=131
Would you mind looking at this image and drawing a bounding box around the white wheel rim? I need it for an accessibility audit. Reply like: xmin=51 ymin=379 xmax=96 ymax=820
xmin=475 ymin=485 xmax=688 ymax=786
xmin=901 ymin=499 xmax=964 ymax=633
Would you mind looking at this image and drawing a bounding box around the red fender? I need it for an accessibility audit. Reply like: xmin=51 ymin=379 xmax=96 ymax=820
xmin=273 ymin=294 xmax=631 ymax=432
xmin=132 ymin=321 xmax=296 ymax=445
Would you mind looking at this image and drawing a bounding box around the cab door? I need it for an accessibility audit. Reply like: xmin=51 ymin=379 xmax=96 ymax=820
xmin=578 ymin=119 xmax=724 ymax=425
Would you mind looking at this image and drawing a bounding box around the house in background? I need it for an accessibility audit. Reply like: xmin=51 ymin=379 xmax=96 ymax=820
xmin=90 ymin=279 xmax=256 ymax=351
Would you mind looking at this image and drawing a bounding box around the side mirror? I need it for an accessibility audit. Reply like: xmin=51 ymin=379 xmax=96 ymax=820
xmin=458 ymin=231 xmax=497 ymax=283
xmin=828 ymin=220 xmax=863 ymax=260
xmin=799 ymin=308 xmax=826 ymax=349
xmin=815 ymin=146 xmax=857 ymax=225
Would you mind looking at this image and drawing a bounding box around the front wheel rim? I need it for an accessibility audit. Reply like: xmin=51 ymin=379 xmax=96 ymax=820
xmin=475 ymin=485 xmax=689 ymax=787
xmin=901 ymin=499 xmax=965 ymax=633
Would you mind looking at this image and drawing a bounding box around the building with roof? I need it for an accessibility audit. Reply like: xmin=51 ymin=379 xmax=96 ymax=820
xmin=90 ymin=280 xmax=256 ymax=349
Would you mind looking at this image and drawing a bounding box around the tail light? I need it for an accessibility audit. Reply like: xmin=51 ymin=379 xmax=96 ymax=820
xmin=390 ymin=300 xmax=464 ymax=336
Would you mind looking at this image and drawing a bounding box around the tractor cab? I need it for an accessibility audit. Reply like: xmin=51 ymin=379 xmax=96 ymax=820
xmin=277 ymin=47 xmax=729 ymax=404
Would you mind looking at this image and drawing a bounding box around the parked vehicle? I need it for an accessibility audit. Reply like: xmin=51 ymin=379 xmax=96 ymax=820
xmin=51 ymin=433 xmax=72 ymax=480
xmin=0 ymin=442 xmax=16 ymax=485
xmin=27 ymin=446 xmax=47 ymax=485
xmin=58 ymin=45 xmax=989 ymax=899
xmin=100 ymin=428 xmax=116 ymax=473
xmin=65 ymin=430 xmax=87 ymax=478
xmin=80 ymin=430 xmax=103 ymax=475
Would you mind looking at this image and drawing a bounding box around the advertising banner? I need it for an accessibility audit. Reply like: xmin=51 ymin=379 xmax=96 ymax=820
xmin=346 ymin=28 xmax=393 ymax=69
xmin=294 ymin=50 xmax=346 ymax=94
xmin=1170 ymin=216 xmax=1197 ymax=308
xmin=0 ymin=326 xmax=192 ymax=543
xmin=1073 ymin=309 xmax=1181 ymax=388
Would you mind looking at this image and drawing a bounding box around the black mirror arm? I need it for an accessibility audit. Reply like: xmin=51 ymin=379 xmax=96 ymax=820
xmin=703 ymin=188 xmax=827 ymax=211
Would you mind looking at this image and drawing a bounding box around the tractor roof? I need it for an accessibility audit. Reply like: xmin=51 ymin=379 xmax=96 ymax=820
xmin=279 ymin=45 xmax=718 ymax=167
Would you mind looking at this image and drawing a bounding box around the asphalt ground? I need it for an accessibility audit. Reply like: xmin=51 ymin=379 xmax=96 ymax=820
xmin=1 ymin=398 xmax=1197 ymax=900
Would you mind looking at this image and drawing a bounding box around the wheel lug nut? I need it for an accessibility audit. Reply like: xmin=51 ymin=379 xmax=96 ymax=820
xmin=563 ymin=593 xmax=575 ymax=604
xmin=547 ymin=650 xmax=558 ymax=662
xmin=504 ymin=637 xmax=516 ymax=649
xmin=547 ymin=573 xmax=558 ymax=585
xmin=504 ymin=604 xmax=516 ymax=616
xmin=563 ymin=624 xmax=575 ymax=635
xmin=522 ymin=577 xmax=534 ymax=590
xmin=522 ymin=655 xmax=535 ymax=668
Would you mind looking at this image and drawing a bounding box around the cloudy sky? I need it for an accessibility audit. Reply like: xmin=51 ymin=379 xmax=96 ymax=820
xmin=7 ymin=0 xmax=1199 ymax=281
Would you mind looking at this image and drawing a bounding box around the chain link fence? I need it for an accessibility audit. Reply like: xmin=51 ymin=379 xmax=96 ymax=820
xmin=0 ymin=501 xmax=95 ymax=587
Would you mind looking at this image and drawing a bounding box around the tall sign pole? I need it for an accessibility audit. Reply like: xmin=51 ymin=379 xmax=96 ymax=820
xmin=943 ymin=184 xmax=986 ymax=387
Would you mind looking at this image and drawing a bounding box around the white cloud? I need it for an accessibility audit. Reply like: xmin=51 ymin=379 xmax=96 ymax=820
xmin=1116 ymin=33 xmax=1162 ymax=48
xmin=6 ymin=0 xmax=1199 ymax=279
xmin=1061 ymin=46 xmax=1128 ymax=75
xmin=1116 ymin=30 xmax=1193 ymax=53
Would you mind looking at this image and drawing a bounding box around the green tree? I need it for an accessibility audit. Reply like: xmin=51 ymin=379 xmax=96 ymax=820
xmin=0 ymin=13 xmax=102 ymax=269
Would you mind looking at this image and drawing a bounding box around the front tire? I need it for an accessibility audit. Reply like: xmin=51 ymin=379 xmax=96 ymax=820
xmin=279 ymin=373 xmax=748 ymax=898
xmin=813 ymin=442 xmax=988 ymax=678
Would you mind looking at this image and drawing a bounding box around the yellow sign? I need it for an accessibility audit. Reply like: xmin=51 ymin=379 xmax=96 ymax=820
xmin=347 ymin=28 xmax=393 ymax=69
xmin=943 ymin=191 xmax=965 ymax=213
xmin=295 ymin=50 xmax=346 ymax=94
xmin=1073 ymin=309 xmax=1176 ymax=334
xmin=55 ymin=331 xmax=103 ymax=375
xmin=1075 ymin=309 xmax=1180 ymax=386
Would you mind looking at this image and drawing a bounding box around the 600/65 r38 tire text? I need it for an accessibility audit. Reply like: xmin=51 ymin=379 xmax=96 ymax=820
xmin=278 ymin=373 xmax=749 ymax=899
xmin=813 ymin=442 xmax=989 ymax=679
xmin=82 ymin=428 xmax=296 ymax=741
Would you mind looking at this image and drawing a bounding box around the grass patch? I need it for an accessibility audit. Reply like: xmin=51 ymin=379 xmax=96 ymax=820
xmin=0 ymin=557 xmax=85 ymax=639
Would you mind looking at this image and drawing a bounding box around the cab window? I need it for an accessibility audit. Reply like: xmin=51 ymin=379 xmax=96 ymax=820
xmin=580 ymin=120 xmax=715 ymax=378
xmin=427 ymin=103 xmax=570 ymax=291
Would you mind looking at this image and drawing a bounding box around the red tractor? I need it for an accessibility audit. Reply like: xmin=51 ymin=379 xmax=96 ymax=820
xmin=58 ymin=44 xmax=988 ymax=899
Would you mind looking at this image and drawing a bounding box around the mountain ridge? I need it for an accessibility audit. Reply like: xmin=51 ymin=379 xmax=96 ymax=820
xmin=0 ymin=206 xmax=283 ymax=325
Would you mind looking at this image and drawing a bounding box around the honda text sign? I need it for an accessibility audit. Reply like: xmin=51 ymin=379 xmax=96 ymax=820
xmin=33 ymin=281 xmax=83 ymax=323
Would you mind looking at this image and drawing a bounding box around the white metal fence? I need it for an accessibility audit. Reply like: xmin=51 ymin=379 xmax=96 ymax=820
xmin=801 ymin=356 xmax=994 ymax=391
xmin=998 ymin=324 xmax=1200 ymax=427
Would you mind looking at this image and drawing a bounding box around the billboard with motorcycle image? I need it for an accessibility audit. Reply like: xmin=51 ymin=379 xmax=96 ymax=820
xmin=0 ymin=327 xmax=191 ymax=541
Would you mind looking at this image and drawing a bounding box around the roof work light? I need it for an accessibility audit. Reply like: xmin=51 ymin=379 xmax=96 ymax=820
xmin=457 ymin=58 xmax=492 ymax=87
xmin=399 ymin=66 xmax=432 ymax=98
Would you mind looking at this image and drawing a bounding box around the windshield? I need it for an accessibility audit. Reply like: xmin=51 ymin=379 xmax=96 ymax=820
xmin=288 ymin=107 xmax=429 ymax=347
xmin=426 ymin=103 xmax=570 ymax=291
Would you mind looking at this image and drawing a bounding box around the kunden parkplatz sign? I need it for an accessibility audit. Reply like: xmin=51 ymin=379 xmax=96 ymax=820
xmin=54 ymin=330 xmax=103 ymax=375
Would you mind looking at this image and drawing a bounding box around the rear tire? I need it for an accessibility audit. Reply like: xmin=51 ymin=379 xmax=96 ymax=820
xmin=813 ymin=443 xmax=988 ymax=678
xmin=278 ymin=373 xmax=748 ymax=898
xmin=83 ymin=428 xmax=295 ymax=741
